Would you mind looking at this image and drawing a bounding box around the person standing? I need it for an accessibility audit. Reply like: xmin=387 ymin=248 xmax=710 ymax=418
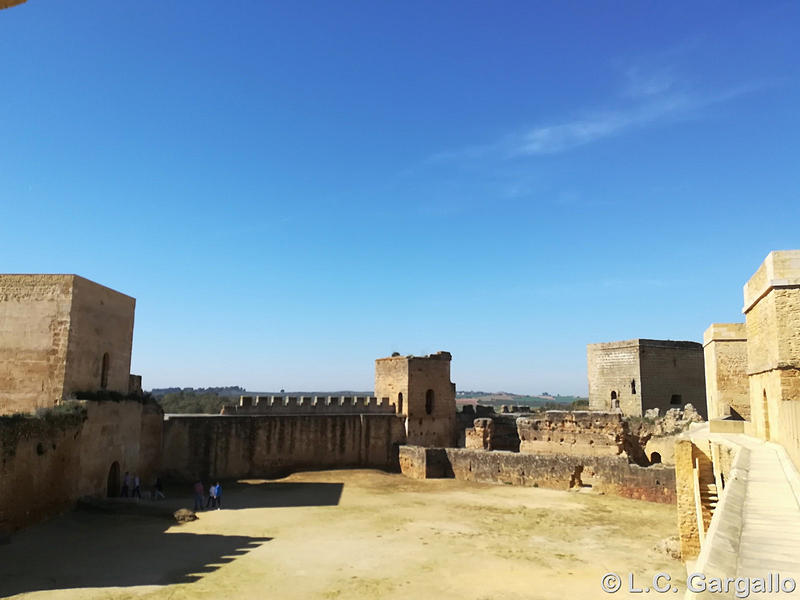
xmin=193 ymin=480 xmax=204 ymax=511
xmin=206 ymin=482 xmax=217 ymax=509
xmin=214 ymin=482 xmax=222 ymax=510
xmin=132 ymin=474 xmax=141 ymax=499
xmin=121 ymin=472 xmax=131 ymax=497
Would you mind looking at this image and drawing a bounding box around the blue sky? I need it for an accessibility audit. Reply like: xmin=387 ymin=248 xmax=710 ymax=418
xmin=1 ymin=2 xmax=798 ymax=394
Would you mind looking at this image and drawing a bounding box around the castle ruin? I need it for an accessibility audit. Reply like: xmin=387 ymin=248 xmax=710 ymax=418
xmin=587 ymin=338 xmax=707 ymax=418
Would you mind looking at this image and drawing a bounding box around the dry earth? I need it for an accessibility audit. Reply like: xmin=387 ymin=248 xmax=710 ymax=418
xmin=0 ymin=469 xmax=683 ymax=600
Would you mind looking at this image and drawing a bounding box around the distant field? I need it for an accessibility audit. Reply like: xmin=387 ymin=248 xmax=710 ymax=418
xmin=456 ymin=393 xmax=587 ymax=409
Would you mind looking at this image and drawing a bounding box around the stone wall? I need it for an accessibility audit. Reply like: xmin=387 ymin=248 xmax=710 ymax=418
xmin=161 ymin=413 xmax=406 ymax=481
xmin=463 ymin=416 xmax=520 ymax=451
xmin=674 ymin=439 xmax=715 ymax=561
xmin=398 ymin=446 xmax=676 ymax=504
xmin=639 ymin=340 xmax=707 ymax=419
xmin=703 ymin=323 xmax=749 ymax=420
xmin=0 ymin=275 xmax=135 ymax=416
xmin=516 ymin=410 xmax=628 ymax=458
xmin=222 ymin=395 xmax=395 ymax=415
xmin=0 ymin=275 xmax=73 ymax=415
xmin=0 ymin=399 xmax=163 ymax=533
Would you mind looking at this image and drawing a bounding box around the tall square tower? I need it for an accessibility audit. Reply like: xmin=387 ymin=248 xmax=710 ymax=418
xmin=743 ymin=250 xmax=800 ymax=459
xmin=0 ymin=275 xmax=136 ymax=415
xmin=375 ymin=351 xmax=456 ymax=447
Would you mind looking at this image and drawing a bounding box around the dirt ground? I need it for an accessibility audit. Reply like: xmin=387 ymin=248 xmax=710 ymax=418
xmin=0 ymin=469 xmax=684 ymax=600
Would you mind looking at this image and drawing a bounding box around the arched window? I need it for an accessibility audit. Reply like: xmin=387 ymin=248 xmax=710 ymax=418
xmin=100 ymin=352 xmax=110 ymax=389
xmin=397 ymin=392 xmax=404 ymax=414
xmin=425 ymin=389 xmax=434 ymax=415
xmin=631 ymin=379 xmax=636 ymax=394
xmin=650 ymin=452 xmax=662 ymax=464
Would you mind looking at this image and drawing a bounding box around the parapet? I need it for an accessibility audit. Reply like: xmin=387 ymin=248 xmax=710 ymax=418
xmin=743 ymin=250 xmax=800 ymax=313
xmin=588 ymin=339 xmax=702 ymax=351
xmin=220 ymin=395 xmax=396 ymax=415
xmin=703 ymin=323 xmax=747 ymax=347
xmin=375 ymin=351 xmax=452 ymax=363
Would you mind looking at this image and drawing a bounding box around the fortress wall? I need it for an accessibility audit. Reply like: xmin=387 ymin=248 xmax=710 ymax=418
xmin=398 ymin=446 xmax=675 ymax=504
xmin=161 ymin=413 xmax=407 ymax=481
xmin=0 ymin=275 xmax=73 ymax=415
xmin=224 ymin=395 xmax=395 ymax=415
xmin=0 ymin=400 xmax=162 ymax=533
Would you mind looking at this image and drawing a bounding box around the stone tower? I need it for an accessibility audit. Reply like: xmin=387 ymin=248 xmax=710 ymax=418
xmin=374 ymin=351 xmax=456 ymax=447
xmin=587 ymin=339 xmax=706 ymax=418
xmin=743 ymin=250 xmax=800 ymax=461
xmin=0 ymin=275 xmax=136 ymax=415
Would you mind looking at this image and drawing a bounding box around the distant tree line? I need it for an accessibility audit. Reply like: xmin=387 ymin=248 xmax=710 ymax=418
xmin=155 ymin=390 xmax=229 ymax=414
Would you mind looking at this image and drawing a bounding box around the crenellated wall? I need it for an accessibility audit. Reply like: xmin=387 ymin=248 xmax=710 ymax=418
xmin=222 ymin=395 xmax=395 ymax=415
xmin=161 ymin=413 xmax=406 ymax=481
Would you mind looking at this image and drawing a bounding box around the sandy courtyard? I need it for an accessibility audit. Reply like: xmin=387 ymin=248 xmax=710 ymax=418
xmin=0 ymin=469 xmax=683 ymax=600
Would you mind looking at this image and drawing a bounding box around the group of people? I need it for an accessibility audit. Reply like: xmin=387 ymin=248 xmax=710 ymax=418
xmin=120 ymin=472 xmax=165 ymax=500
xmin=193 ymin=480 xmax=223 ymax=511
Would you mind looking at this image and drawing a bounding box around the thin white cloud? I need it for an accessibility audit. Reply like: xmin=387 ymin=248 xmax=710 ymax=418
xmin=430 ymin=80 xmax=763 ymax=161
xmin=513 ymin=93 xmax=691 ymax=156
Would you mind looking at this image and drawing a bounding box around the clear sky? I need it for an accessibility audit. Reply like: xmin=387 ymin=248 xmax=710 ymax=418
xmin=1 ymin=2 xmax=798 ymax=395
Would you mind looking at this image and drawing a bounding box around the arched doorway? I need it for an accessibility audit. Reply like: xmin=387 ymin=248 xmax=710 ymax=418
xmin=397 ymin=392 xmax=404 ymax=414
xmin=107 ymin=461 xmax=120 ymax=497
xmin=610 ymin=391 xmax=619 ymax=410
xmin=650 ymin=452 xmax=662 ymax=464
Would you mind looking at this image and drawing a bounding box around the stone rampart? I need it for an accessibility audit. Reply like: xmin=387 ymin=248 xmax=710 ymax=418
xmin=398 ymin=446 xmax=675 ymax=504
xmin=221 ymin=395 xmax=395 ymax=415
xmin=161 ymin=413 xmax=406 ymax=481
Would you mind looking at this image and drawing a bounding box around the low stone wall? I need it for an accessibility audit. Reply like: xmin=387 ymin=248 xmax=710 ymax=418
xmin=517 ymin=411 xmax=627 ymax=457
xmin=0 ymin=399 xmax=163 ymax=533
xmin=161 ymin=413 xmax=406 ymax=481
xmin=399 ymin=445 xmax=676 ymax=504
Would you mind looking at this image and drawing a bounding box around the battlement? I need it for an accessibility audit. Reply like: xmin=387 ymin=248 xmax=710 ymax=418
xmin=220 ymin=395 xmax=396 ymax=415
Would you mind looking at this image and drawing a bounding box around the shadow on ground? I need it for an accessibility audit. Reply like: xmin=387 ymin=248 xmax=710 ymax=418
xmin=0 ymin=511 xmax=270 ymax=597
xmin=157 ymin=480 xmax=345 ymax=512
xmin=0 ymin=481 xmax=342 ymax=597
